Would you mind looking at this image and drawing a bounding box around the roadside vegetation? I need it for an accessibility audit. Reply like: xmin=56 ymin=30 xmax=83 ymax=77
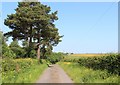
xmin=2 ymin=58 xmax=47 ymax=83
xmin=1 ymin=1 xmax=63 ymax=83
xmin=1 ymin=32 xmax=64 ymax=83
xmin=58 ymin=54 xmax=119 ymax=83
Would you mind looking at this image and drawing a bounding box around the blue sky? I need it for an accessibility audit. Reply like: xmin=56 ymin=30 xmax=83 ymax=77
xmin=1 ymin=2 xmax=118 ymax=53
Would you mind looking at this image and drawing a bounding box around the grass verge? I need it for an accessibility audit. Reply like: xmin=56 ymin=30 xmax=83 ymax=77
xmin=58 ymin=62 xmax=119 ymax=83
xmin=2 ymin=58 xmax=48 ymax=83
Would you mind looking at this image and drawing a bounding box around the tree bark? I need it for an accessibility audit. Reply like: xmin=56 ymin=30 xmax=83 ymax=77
xmin=27 ymin=26 xmax=33 ymax=57
xmin=42 ymin=44 xmax=46 ymax=59
xmin=29 ymin=26 xmax=32 ymax=47
xmin=37 ymin=30 xmax=40 ymax=60
xmin=37 ymin=43 xmax=40 ymax=60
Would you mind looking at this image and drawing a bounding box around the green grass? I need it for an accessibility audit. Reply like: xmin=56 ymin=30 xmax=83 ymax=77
xmin=58 ymin=62 xmax=119 ymax=83
xmin=2 ymin=59 xmax=48 ymax=83
xmin=14 ymin=64 xmax=47 ymax=83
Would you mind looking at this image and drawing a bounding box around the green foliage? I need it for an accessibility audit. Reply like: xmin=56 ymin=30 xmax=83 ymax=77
xmin=47 ymin=52 xmax=64 ymax=64
xmin=1 ymin=32 xmax=16 ymax=58
xmin=8 ymin=40 xmax=37 ymax=58
xmin=58 ymin=62 xmax=118 ymax=83
xmin=23 ymin=46 xmax=36 ymax=58
xmin=29 ymin=49 xmax=36 ymax=58
xmin=78 ymin=54 xmax=119 ymax=75
xmin=62 ymin=54 xmax=119 ymax=75
xmin=2 ymin=58 xmax=47 ymax=83
xmin=9 ymin=40 xmax=19 ymax=47
xmin=9 ymin=40 xmax=25 ymax=58
xmin=2 ymin=44 xmax=16 ymax=58
xmin=0 ymin=31 xmax=2 ymax=56
xmin=0 ymin=30 xmax=2 ymax=75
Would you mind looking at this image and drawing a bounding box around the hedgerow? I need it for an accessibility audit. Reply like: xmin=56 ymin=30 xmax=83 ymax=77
xmin=78 ymin=54 xmax=119 ymax=75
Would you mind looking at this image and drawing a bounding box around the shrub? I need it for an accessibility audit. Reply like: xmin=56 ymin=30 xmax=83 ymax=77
xmin=78 ymin=54 xmax=119 ymax=75
xmin=47 ymin=52 xmax=64 ymax=64
xmin=2 ymin=58 xmax=47 ymax=83
xmin=2 ymin=43 xmax=16 ymax=58
xmin=22 ymin=46 xmax=36 ymax=58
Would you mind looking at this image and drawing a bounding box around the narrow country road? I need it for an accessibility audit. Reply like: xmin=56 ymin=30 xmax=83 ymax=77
xmin=36 ymin=64 xmax=73 ymax=83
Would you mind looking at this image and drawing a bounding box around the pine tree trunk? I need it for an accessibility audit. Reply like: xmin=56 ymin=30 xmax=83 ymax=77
xmin=29 ymin=26 xmax=32 ymax=47
xmin=28 ymin=26 xmax=33 ymax=57
xmin=37 ymin=32 xmax=40 ymax=60
xmin=37 ymin=44 xmax=40 ymax=59
xmin=42 ymin=45 xmax=46 ymax=59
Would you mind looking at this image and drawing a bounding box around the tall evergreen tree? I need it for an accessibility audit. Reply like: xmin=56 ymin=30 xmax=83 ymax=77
xmin=4 ymin=2 xmax=63 ymax=60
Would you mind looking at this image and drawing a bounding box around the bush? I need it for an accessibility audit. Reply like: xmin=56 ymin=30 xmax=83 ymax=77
xmin=78 ymin=54 xmax=119 ymax=75
xmin=2 ymin=43 xmax=16 ymax=58
xmin=47 ymin=52 xmax=64 ymax=64
xmin=9 ymin=40 xmax=26 ymax=58
xmin=2 ymin=58 xmax=47 ymax=83
xmin=2 ymin=58 xmax=38 ymax=72
xmin=22 ymin=46 xmax=36 ymax=58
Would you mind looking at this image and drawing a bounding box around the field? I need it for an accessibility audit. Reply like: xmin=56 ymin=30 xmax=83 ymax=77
xmin=63 ymin=53 xmax=116 ymax=61
xmin=70 ymin=53 xmax=109 ymax=57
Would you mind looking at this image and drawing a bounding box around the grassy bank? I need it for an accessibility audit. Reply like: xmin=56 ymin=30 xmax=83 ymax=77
xmin=58 ymin=62 xmax=119 ymax=83
xmin=2 ymin=58 xmax=47 ymax=83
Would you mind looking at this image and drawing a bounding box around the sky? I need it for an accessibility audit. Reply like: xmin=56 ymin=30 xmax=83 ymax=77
xmin=1 ymin=0 xmax=119 ymax=2
xmin=1 ymin=2 xmax=118 ymax=53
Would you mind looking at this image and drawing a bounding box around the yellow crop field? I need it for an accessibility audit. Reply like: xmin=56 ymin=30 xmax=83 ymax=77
xmin=70 ymin=54 xmax=107 ymax=57
xmin=66 ymin=54 xmax=110 ymax=59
